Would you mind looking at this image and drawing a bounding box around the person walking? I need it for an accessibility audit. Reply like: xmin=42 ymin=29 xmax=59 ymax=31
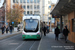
xmin=17 ymin=26 xmax=20 ymax=32
xmin=63 ymin=26 xmax=69 ymax=43
xmin=1 ymin=25 xmax=5 ymax=35
xmin=54 ymin=26 xmax=60 ymax=41
xmin=10 ymin=25 xmax=13 ymax=34
xmin=46 ymin=25 xmax=49 ymax=33
xmin=43 ymin=25 xmax=47 ymax=36
xmin=6 ymin=26 xmax=9 ymax=33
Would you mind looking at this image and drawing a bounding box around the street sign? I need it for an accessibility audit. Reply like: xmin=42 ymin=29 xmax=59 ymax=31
xmin=12 ymin=22 xmax=14 ymax=24
xmin=49 ymin=6 xmax=51 ymax=8
xmin=6 ymin=22 xmax=8 ymax=25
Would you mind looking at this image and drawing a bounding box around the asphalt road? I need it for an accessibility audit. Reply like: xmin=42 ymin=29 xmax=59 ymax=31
xmin=0 ymin=34 xmax=40 ymax=50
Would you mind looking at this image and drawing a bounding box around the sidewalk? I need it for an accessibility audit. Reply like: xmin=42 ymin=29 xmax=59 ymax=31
xmin=0 ymin=30 xmax=22 ymax=40
xmin=38 ymin=32 xmax=75 ymax=50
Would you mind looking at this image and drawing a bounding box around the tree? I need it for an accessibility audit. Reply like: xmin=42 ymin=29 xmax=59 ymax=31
xmin=6 ymin=4 xmax=24 ymax=26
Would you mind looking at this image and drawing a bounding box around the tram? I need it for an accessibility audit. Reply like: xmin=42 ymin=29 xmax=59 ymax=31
xmin=22 ymin=15 xmax=41 ymax=39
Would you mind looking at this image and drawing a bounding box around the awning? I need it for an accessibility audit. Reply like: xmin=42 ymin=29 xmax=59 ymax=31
xmin=50 ymin=0 xmax=75 ymax=16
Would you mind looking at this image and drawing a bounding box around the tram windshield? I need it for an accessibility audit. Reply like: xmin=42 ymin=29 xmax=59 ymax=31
xmin=23 ymin=19 xmax=39 ymax=32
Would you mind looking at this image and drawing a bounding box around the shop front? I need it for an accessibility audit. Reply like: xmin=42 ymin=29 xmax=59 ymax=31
xmin=50 ymin=0 xmax=75 ymax=43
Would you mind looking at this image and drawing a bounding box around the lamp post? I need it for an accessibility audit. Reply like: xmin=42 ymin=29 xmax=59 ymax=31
xmin=42 ymin=0 xmax=45 ymax=22
xmin=5 ymin=2 xmax=6 ymax=26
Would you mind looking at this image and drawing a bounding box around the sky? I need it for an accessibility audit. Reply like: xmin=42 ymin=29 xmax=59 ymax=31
xmin=0 ymin=0 xmax=4 ymax=8
xmin=51 ymin=0 xmax=58 ymax=4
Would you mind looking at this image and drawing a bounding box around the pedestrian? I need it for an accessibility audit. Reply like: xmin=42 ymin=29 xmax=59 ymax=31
xmin=17 ymin=26 xmax=20 ymax=32
xmin=43 ymin=25 xmax=47 ymax=36
xmin=1 ymin=25 xmax=5 ymax=35
xmin=54 ymin=26 xmax=60 ymax=41
xmin=10 ymin=25 xmax=13 ymax=34
xmin=63 ymin=26 xmax=69 ymax=43
xmin=6 ymin=26 xmax=9 ymax=33
xmin=46 ymin=25 xmax=49 ymax=33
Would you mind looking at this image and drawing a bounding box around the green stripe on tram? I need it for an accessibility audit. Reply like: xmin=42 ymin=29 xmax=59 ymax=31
xmin=22 ymin=35 xmax=41 ymax=39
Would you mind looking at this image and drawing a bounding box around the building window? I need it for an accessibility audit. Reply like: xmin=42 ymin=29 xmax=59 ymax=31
xmin=48 ymin=1 xmax=50 ymax=4
xmin=34 ymin=11 xmax=39 ymax=14
xmin=15 ymin=0 xmax=18 ymax=3
xmin=20 ymin=0 xmax=22 ymax=3
xmin=30 ymin=0 xmax=33 ymax=3
xmin=37 ymin=5 xmax=39 ymax=9
xmin=34 ymin=0 xmax=36 ymax=3
xmin=23 ymin=5 xmax=26 ymax=9
xmin=27 ymin=0 xmax=29 ymax=3
xmin=34 ymin=11 xmax=36 ymax=14
xmin=27 ymin=5 xmax=29 ymax=9
xmin=37 ymin=0 xmax=40 ymax=3
xmin=37 ymin=11 xmax=39 ymax=13
xmin=27 ymin=11 xmax=29 ymax=14
xmin=23 ymin=0 xmax=26 ymax=3
xmin=34 ymin=5 xmax=36 ymax=9
xmin=30 ymin=5 xmax=32 ymax=9
xmin=13 ymin=0 xmax=15 ymax=3
xmin=30 ymin=11 xmax=32 ymax=14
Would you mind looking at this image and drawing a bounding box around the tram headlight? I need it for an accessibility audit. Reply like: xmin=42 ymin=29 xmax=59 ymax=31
xmin=37 ymin=33 xmax=40 ymax=35
xmin=22 ymin=32 xmax=25 ymax=35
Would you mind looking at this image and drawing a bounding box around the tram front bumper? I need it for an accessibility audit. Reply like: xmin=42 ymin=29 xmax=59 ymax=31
xmin=22 ymin=35 xmax=41 ymax=39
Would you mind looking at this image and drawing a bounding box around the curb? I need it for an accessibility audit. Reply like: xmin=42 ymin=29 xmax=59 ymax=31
xmin=0 ymin=32 xmax=22 ymax=40
xmin=37 ymin=36 xmax=43 ymax=50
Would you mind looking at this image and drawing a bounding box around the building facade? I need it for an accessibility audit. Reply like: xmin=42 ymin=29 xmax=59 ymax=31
xmin=44 ymin=0 xmax=51 ymax=23
xmin=10 ymin=0 xmax=43 ymax=20
xmin=6 ymin=0 xmax=52 ymax=22
xmin=0 ymin=6 xmax=5 ymax=28
xmin=6 ymin=0 xmax=11 ymax=12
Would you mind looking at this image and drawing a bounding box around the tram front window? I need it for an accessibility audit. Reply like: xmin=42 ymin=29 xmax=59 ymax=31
xmin=24 ymin=19 xmax=39 ymax=32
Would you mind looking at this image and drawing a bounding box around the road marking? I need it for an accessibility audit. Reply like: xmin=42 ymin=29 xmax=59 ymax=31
xmin=15 ymin=42 xmax=25 ymax=50
xmin=37 ymin=37 xmax=43 ymax=50
xmin=29 ymin=41 xmax=36 ymax=50
xmin=0 ymin=34 xmax=21 ymax=42
xmin=9 ymin=43 xmax=19 ymax=45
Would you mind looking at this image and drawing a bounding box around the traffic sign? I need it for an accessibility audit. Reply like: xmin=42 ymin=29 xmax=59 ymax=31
xmin=49 ymin=6 xmax=51 ymax=8
xmin=12 ymin=22 xmax=14 ymax=24
xmin=6 ymin=22 xmax=8 ymax=25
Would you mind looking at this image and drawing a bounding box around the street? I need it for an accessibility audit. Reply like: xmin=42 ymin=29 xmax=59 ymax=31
xmin=0 ymin=34 xmax=40 ymax=50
